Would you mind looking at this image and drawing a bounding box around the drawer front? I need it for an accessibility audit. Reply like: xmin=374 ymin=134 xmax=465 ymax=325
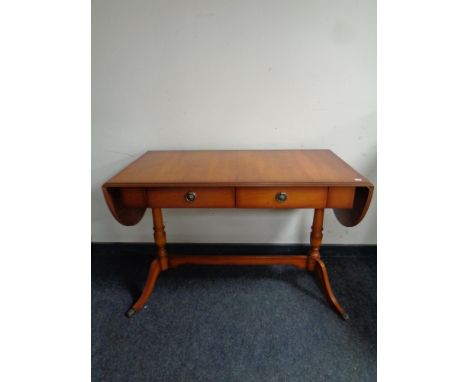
xmin=236 ymin=187 xmax=327 ymax=208
xmin=148 ymin=187 xmax=235 ymax=208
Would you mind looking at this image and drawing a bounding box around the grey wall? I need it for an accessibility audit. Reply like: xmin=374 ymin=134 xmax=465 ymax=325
xmin=92 ymin=0 xmax=376 ymax=244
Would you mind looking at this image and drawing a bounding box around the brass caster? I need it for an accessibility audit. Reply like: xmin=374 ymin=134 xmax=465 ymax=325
xmin=126 ymin=308 xmax=136 ymax=318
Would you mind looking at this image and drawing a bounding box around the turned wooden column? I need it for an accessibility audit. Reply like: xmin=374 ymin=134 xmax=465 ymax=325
xmin=307 ymin=208 xmax=324 ymax=271
xmin=152 ymin=208 xmax=168 ymax=271
xmin=307 ymin=208 xmax=349 ymax=319
xmin=125 ymin=208 xmax=167 ymax=317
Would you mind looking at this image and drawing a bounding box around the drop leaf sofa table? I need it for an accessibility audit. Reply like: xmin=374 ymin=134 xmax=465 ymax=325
xmin=102 ymin=150 xmax=373 ymax=320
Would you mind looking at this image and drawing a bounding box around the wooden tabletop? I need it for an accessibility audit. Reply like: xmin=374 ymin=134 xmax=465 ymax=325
xmin=104 ymin=150 xmax=372 ymax=188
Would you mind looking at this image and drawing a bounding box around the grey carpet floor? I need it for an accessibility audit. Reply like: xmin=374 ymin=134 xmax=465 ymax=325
xmin=92 ymin=245 xmax=376 ymax=382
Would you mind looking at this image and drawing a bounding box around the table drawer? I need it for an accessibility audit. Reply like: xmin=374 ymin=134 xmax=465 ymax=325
xmin=147 ymin=187 xmax=235 ymax=208
xmin=236 ymin=187 xmax=327 ymax=208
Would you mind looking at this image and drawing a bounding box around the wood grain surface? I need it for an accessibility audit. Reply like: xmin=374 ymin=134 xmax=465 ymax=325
xmin=103 ymin=150 xmax=372 ymax=188
xmin=102 ymin=150 xmax=374 ymax=227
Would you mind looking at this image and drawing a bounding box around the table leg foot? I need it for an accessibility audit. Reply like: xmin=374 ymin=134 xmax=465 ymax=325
xmin=308 ymin=208 xmax=349 ymax=320
xmin=126 ymin=308 xmax=136 ymax=318
xmin=313 ymin=256 xmax=349 ymax=320
xmin=126 ymin=258 xmax=161 ymax=318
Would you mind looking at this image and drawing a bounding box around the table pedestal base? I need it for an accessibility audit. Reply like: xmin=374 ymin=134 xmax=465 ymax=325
xmin=126 ymin=208 xmax=348 ymax=320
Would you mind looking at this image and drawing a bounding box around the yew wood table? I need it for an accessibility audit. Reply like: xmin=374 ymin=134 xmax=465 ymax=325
xmin=102 ymin=150 xmax=373 ymax=320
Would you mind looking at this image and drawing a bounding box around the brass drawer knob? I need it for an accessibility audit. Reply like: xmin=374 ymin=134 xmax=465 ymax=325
xmin=185 ymin=191 xmax=197 ymax=202
xmin=275 ymin=192 xmax=288 ymax=203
